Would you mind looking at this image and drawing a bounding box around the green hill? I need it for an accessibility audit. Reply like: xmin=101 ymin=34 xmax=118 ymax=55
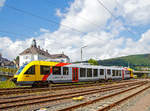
xmin=98 ymin=54 xmax=150 ymax=70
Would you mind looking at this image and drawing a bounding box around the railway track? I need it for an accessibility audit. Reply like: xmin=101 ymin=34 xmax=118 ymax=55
xmin=97 ymin=85 xmax=150 ymax=111
xmin=0 ymin=81 xmax=145 ymax=110
xmin=57 ymin=81 xmax=149 ymax=111
xmin=0 ymin=80 xmax=135 ymax=96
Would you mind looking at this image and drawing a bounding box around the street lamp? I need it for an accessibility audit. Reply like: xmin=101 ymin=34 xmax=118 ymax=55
xmin=81 ymin=45 xmax=87 ymax=63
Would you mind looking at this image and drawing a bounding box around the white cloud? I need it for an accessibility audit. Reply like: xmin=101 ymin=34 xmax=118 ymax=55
xmin=117 ymin=0 xmax=150 ymax=25
xmin=56 ymin=9 xmax=64 ymax=17
xmin=40 ymin=28 xmax=50 ymax=33
xmin=0 ymin=37 xmax=33 ymax=60
xmin=1 ymin=29 xmax=150 ymax=61
xmin=1 ymin=0 xmax=150 ymax=62
xmin=59 ymin=0 xmax=117 ymax=32
xmin=0 ymin=0 xmax=6 ymax=8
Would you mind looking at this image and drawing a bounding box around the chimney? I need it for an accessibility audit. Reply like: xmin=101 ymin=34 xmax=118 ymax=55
xmin=31 ymin=39 xmax=37 ymax=47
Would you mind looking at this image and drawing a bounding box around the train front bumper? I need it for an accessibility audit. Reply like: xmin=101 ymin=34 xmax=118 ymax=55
xmin=11 ymin=78 xmax=17 ymax=84
xmin=16 ymin=81 xmax=34 ymax=86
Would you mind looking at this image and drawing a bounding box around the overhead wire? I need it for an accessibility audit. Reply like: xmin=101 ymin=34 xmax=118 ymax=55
xmin=5 ymin=4 xmax=87 ymax=35
xmin=97 ymin=0 xmax=137 ymax=37
xmin=0 ymin=30 xmax=29 ymax=37
xmin=45 ymin=0 xmax=101 ymax=30
xmin=4 ymin=3 xmax=105 ymax=46
xmin=0 ymin=17 xmax=38 ymax=31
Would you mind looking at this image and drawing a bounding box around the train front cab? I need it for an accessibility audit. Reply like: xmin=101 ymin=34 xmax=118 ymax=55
xmin=128 ymin=68 xmax=134 ymax=78
xmin=16 ymin=62 xmax=37 ymax=86
xmin=16 ymin=61 xmax=58 ymax=87
xmin=123 ymin=67 xmax=132 ymax=80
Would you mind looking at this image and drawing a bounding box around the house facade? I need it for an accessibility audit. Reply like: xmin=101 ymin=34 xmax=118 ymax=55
xmin=19 ymin=39 xmax=70 ymax=66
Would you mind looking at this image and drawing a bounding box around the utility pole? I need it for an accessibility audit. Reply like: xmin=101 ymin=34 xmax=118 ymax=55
xmin=81 ymin=46 xmax=87 ymax=63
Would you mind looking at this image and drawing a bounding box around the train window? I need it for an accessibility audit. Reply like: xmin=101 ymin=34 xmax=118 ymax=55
xmin=107 ymin=69 xmax=111 ymax=75
xmin=53 ymin=66 xmax=61 ymax=75
xmin=24 ymin=65 xmax=35 ymax=75
xmin=93 ymin=69 xmax=98 ymax=77
xmin=87 ymin=68 xmax=92 ymax=77
xmin=100 ymin=69 xmax=104 ymax=75
xmin=80 ymin=68 xmax=86 ymax=77
xmin=63 ymin=67 xmax=69 ymax=75
xmin=116 ymin=70 xmax=118 ymax=76
xmin=40 ymin=66 xmax=50 ymax=75
xmin=119 ymin=70 xmax=121 ymax=76
xmin=112 ymin=70 xmax=115 ymax=76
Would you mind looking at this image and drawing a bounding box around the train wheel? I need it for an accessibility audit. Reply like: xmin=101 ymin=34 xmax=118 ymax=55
xmin=32 ymin=82 xmax=38 ymax=88
xmin=32 ymin=82 xmax=41 ymax=88
xmin=41 ymin=81 xmax=49 ymax=87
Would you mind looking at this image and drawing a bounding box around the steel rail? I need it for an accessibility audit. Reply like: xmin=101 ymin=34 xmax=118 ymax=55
xmin=0 ymin=81 xmax=144 ymax=110
xmin=0 ymin=80 xmax=136 ymax=96
xmin=57 ymin=82 xmax=147 ymax=111
xmin=97 ymin=85 xmax=150 ymax=111
xmin=0 ymin=81 xmax=141 ymax=105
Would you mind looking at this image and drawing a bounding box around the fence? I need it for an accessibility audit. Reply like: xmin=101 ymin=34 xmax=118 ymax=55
xmin=0 ymin=67 xmax=17 ymax=76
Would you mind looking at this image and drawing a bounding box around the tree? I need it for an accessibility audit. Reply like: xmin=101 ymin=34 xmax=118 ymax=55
xmin=88 ymin=59 xmax=98 ymax=65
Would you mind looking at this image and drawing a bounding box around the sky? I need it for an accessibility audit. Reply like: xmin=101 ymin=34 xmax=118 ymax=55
xmin=0 ymin=0 xmax=150 ymax=62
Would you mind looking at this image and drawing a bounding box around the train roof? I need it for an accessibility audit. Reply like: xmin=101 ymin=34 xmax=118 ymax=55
xmin=26 ymin=61 xmax=124 ymax=70
xmin=65 ymin=63 xmax=124 ymax=70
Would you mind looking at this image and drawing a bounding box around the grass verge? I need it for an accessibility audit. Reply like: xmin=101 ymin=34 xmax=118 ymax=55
xmin=0 ymin=80 xmax=16 ymax=88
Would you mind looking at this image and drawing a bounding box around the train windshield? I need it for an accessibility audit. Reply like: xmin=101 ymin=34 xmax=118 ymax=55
xmin=16 ymin=64 xmax=27 ymax=75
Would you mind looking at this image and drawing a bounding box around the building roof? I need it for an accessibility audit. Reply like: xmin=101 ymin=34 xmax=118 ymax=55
xmin=20 ymin=45 xmax=51 ymax=57
xmin=2 ymin=61 xmax=14 ymax=66
xmin=19 ymin=39 xmax=69 ymax=59
xmin=51 ymin=54 xmax=69 ymax=59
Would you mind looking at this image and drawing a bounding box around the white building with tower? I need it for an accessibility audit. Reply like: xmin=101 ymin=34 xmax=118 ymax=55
xmin=19 ymin=39 xmax=70 ymax=66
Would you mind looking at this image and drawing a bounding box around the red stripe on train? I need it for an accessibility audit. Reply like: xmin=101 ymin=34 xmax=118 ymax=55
xmin=42 ymin=67 xmax=53 ymax=81
xmin=42 ymin=63 xmax=70 ymax=81
xmin=56 ymin=62 xmax=71 ymax=66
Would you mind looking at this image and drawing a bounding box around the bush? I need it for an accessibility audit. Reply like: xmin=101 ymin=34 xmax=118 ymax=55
xmin=0 ymin=80 xmax=16 ymax=88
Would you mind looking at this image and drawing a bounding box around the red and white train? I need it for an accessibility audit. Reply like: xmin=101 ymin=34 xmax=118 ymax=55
xmin=13 ymin=61 xmax=132 ymax=87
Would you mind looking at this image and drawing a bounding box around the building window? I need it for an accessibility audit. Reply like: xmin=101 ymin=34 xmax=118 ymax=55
xmin=80 ymin=68 xmax=86 ymax=77
xmin=40 ymin=66 xmax=50 ymax=75
xmin=24 ymin=65 xmax=35 ymax=75
xmin=93 ymin=69 xmax=98 ymax=77
xmin=24 ymin=55 xmax=30 ymax=59
xmin=63 ymin=67 xmax=69 ymax=75
xmin=87 ymin=68 xmax=92 ymax=77
xmin=53 ymin=66 xmax=61 ymax=75
xmin=107 ymin=69 xmax=111 ymax=75
xmin=100 ymin=69 xmax=104 ymax=75
xmin=61 ymin=59 xmax=64 ymax=62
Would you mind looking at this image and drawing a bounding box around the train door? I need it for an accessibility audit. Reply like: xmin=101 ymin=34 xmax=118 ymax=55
xmin=122 ymin=70 xmax=124 ymax=80
xmin=72 ymin=68 xmax=78 ymax=82
xmin=104 ymin=69 xmax=107 ymax=80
